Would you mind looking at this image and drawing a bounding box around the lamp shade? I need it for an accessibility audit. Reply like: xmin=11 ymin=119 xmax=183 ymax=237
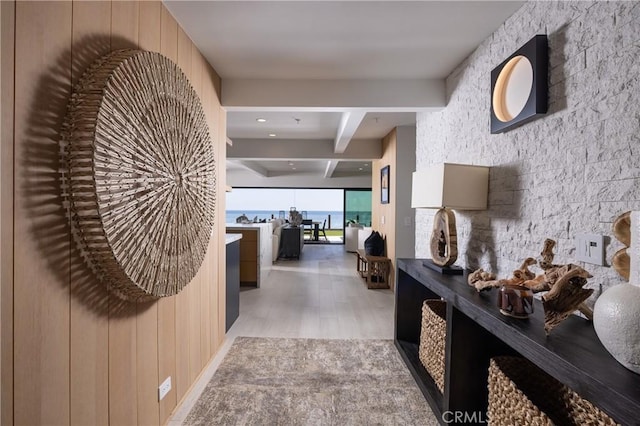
xmin=411 ymin=163 xmax=489 ymax=210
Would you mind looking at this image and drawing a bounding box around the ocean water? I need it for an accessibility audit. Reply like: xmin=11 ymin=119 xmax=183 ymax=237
xmin=226 ymin=210 xmax=372 ymax=229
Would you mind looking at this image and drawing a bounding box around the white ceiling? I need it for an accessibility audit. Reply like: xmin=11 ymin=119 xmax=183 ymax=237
xmin=164 ymin=1 xmax=524 ymax=182
xmin=226 ymin=111 xmax=417 ymax=140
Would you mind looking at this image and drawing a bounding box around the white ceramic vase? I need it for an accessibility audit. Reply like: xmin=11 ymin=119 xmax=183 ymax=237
xmin=593 ymin=283 xmax=640 ymax=374
xmin=593 ymin=211 xmax=640 ymax=374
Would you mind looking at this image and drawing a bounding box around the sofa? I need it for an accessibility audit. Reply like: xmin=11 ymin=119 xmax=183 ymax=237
xmin=270 ymin=218 xmax=286 ymax=262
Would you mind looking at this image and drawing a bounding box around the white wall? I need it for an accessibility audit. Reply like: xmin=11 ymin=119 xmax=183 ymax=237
xmin=416 ymin=1 xmax=640 ymax=301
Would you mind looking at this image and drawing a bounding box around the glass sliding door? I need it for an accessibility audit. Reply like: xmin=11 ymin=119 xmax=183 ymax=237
xmin=344 ymin=189 xmax=372 ymax=227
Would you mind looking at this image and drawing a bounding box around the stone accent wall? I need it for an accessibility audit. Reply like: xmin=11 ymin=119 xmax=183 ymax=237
xmin=416 ymin=1 xmax=640 ymax=299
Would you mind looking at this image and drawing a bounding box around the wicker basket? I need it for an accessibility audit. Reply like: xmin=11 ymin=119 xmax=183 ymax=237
xmin=419 ymin=299 xmax=447 ymax=394
xmin=488 ymin=356 xmax=618 ymax=426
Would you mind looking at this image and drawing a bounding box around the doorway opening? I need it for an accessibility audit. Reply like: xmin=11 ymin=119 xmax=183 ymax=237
xmin=225 ymin=187 xmax=372 ymax=244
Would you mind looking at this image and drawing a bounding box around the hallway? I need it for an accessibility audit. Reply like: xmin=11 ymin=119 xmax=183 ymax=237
xmin=235 ymin=244 xmax=394 ymax=339
xmin=170 ymin=244 xmax=395 ymax=423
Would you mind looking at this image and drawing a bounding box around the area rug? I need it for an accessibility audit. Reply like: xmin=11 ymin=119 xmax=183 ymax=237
xmin=184 ymin=337 xmax=438 ymax=425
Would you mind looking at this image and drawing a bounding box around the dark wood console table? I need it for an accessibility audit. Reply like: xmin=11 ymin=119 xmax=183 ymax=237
xmin=395 ymin=258 xmax=640 ymax=425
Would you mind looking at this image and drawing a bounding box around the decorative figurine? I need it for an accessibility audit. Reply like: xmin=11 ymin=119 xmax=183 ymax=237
xmin=469 ymin=239 xmax=593 ymax=333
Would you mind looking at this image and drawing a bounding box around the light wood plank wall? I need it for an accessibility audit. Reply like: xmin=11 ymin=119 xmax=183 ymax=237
xmin=1 ymin=1 xmax=227 ymax=424
xmin=372 ymin=129 xmax=398 ymax=289
xmin=1 ymin=2 xmax=16 ymax=425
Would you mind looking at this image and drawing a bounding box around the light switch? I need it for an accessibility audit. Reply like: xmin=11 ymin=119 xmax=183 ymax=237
xmin=575 ymin=233 xmax=604 ymax=266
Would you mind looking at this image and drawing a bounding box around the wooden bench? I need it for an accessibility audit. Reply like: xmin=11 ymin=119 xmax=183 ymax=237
xmin=356 ymin=249 xmax=391 ymax=289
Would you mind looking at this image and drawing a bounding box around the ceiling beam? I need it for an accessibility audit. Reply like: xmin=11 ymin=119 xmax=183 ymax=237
xmin=324 ymin=160 xmax=339 ymax=178
xmin=227 ymin=138 xmax=381 ymax=160
xmin=334 ymin=111 xmax=366 ymax=154
xmin=235 ymin=160 xmax=269 ymax=177
xmin=227 ymin=167 xmax=371 ymax=189
xmin=222 ymin=79 xmax=445 ymax=111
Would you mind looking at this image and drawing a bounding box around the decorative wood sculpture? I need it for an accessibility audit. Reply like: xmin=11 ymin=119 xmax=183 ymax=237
xmin=430 ymin=208 xmax=457 ymax=267
xmin=612 ymin=211 xmax=631 ymax=280
xmin=538 ymin=238 xmax=558 ymax=270
xmin=468 ymin=238 xmax=594 ymax=333
xmin=62 ymin=49 xmax=216 ymax=302
xmin=542 ymin=268 xmax=593 ymax=334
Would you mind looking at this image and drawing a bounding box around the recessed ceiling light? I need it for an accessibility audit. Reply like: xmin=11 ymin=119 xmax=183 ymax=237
xmin=359 ymin=168 xmax=363 ymax=171
xmin=256 ymin=118 xmax=267 ymax=123
xmin=292 ymin=167 xmax=297 ymax=170
xmin=269 ymin=133 xmax=276 ymax=137
xmin=364 ymin=163 xmax=369 ymax=167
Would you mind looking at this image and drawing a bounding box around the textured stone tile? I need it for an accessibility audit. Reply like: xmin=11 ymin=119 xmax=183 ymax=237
xmin=415 ymin=1 xmax=640 ymax=291
xmin=614 ymin=1 xmax=640 ymax=27
xmin=587 ymin=134 xmax=633 ymax=163
xmin=598 ymin=200 xmax=640 ymax=222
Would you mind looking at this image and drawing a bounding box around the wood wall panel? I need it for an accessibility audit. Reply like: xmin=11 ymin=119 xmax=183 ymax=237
xmin=139 ymin=1 xmax=161 ymax=53
xmin=200 ymin=62 xmax=214 ymax=354
xmin=158 ymin=4 xmax=181 ymax=422
xmin=203 ymin=239 xmax=216 ymax=359
xmin=372 ymin=129 xmax=398 ymax=288
xmin=201 ymin=256 xmax=213 ymax=365
xmin=0 ymin=2 xmax=15 ymax=424
xmin=160 ymin=3 xmax=178 ymax=62
xmin=217 ymin=103 xmax=227 ymax=348
xmin=111 ymin=0 xmax=139 ymax=50
xmin=188 ymin=275 xmax=204 ymax=384
xmin=136 ymin=302 xmax=160 ymax=426
xmin=189 ymin=45 xmax=205 ymax=380
xmin=158 ymin=296 xmax=177 ymax=424
xmin=108 ymin=2 xmax=139 ymax=425
xmin=69 ymin=3 xmax=111 ymax=424
xmin=172 ymin=16 xmax=192 ymax=403
xmin=135 ymin=5 xmax=163 ymax=425
xmin=13 ymin=2 xmax=72 ymax=424
xmin=108 ymin=304 xmax=138 ymax=426
xmin=4 ymin=2 xmax=226 ymax=424
xmin=201 ymin=61 xmax=225 ymax=350
xmin=191 ymin=49 xmax=213 ymax=366
xmin=200 ymin=59 xmax=226 ymax=353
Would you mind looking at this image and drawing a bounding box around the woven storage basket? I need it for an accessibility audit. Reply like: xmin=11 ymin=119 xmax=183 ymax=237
xmin=419 ymin=299 xmax=447 ymax=394
xmin=488 ymin=356 xmax=618 ymax=426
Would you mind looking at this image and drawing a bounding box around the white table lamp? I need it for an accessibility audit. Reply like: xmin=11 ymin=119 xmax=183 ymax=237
xmin=412 ymin=163 xmax=489 ymax=274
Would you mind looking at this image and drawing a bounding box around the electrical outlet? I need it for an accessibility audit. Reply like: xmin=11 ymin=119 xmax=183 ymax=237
xmin=158 ymin=376 xmax=171 ymax=401
xmin=575 ymin=233 xmax=604 ymax=266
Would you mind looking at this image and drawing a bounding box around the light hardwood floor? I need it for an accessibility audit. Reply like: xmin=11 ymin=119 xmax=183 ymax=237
xmin=169 ymin=244 xmax=395 ymax=424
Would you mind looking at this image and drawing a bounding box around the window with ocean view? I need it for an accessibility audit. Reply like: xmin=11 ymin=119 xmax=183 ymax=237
xmin=345 ymin=189 xmax=372 ymax=227
xmin=226 ymin=188 xmax=371 ymax=230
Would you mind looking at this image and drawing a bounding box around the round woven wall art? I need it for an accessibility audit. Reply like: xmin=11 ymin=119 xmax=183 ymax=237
xmin=62 ymin=49 xmax=216 ymax=302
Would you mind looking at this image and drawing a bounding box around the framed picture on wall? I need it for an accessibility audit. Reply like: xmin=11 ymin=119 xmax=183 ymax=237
xmin=381 ymin=165 xmax=390 ymax=204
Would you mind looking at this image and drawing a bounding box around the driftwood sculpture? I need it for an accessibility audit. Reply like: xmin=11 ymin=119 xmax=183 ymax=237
xmin=430 ymin=208 xmax=458 ymax=267
xmin=468 ymin=239 xmax=594 ymax=334
xmin=541 ymin=267 xmax=593 ymax=334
